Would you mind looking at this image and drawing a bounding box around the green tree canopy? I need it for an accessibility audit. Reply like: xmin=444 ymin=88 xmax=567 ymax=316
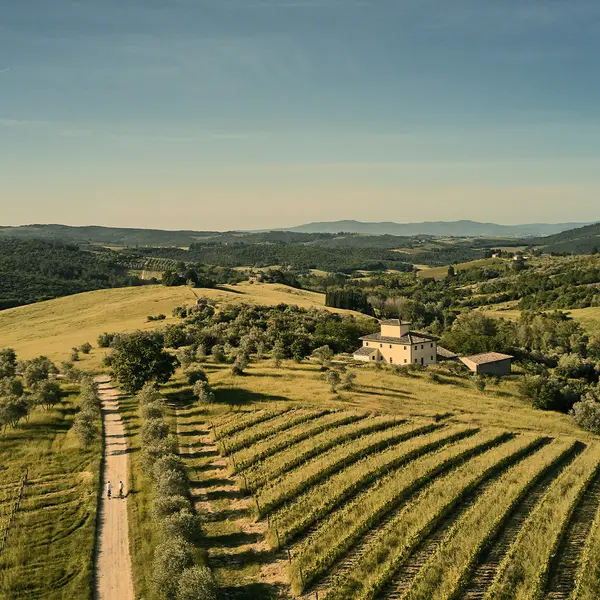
xmin=111 ymin=332 xmax=177 ymax=393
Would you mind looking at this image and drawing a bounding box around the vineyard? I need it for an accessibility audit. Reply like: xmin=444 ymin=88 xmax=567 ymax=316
xmin=183 ymin=405 xmax=600 ymax=600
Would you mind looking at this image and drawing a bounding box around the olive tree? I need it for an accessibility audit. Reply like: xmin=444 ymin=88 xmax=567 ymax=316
xmin=110 ymin=332 xmax=177 ymax=393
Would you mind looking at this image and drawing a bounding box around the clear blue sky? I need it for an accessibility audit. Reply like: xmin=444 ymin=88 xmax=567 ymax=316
xmin=2 ymin=0 xmax=600 ymax=230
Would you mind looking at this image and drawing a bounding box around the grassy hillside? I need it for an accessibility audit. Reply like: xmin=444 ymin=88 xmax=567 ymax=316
xmin=0 ymin=385 xmax=101 ymax=599
xmin=416 ymin=257 xmax=506 ymax=280
xmin=0 ymin=282 xmax=358 ymax=367
xmin=0 ymin=286 xmax=194 ymax=365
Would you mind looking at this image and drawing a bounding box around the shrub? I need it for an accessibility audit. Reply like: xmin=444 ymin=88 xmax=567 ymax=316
xmin=152 ymin=495 xmax=190 ymax=519
xmin=73 ymin=413 xmax=99 ymax=448
xmin=325 ymin=370 xmax=341 ymax=393
xmin=137 ymin=382 xmax=162 ymax=405
xmin=147 ymin=314 xmax=167 ymax=322
xmin=571 ymin=395 xmax=600 ymax=434
xmin=160 ymin=509 xmax=201 ymax=542
xmin=141 ymin=401 xmax=164 ymax=420
xmin=177 ymin=347 xmax=196 ymax=370
xmin=0 ymin=348 xmax=17 ymax=379
xmin=163 ymin=324 xmax=189 ymax=349
xmin=71 ymin=348 xmax=80 ymax=362
xmin=140 ymin=437 xmax=178 ymax=471
xmin=21 ymin=356 xmax=57 ymax=389
xmin=428 ymin=372 xmax=441 ymax=384
xmin=195 ymin=345 xmax=207 ymax=361
xmin=472 ymin=375 xmax=487 ymax=392
xmin=141 ymin=418 xmax=170 ymax=445
xmin=211 ymin=345 xmax=226 ymax=364
xmin=177 ymin=566 xmax=217 ymax=600
xmin=231 ymin=352 xmax=249 ymax=376
xmin=193 ymin=381 xmax=215 ymax=404
xmin=151 ymin=536 xmax=195 ymax=598
xmin=97 ymin=332 xmax=114 ymax=348
xmin=186 ymin=365 xmax=207 ymax=385
xmin=79 ymin=342 xmax=93 ymax=354
xmin=153 ymin=454 xmax=186 ymax=480
xmin=32 ymin=381 xmax=62 ymax=410
xmin=155 ymin=468 xmax=188 ymax=497
xmin=341 ymin=371 xmax=357 ymax=391
xmin=312 ymin=345 xmax=334 ymax=368
xmin=273 ymin=340 xmax=286 ymax=368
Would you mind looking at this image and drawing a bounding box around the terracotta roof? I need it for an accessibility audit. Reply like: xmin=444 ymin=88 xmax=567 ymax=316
xmin=353 ymin=346 xmax=378 ymax=356
xmin=360 ymin=332 xmax=439 ymax=344
xmin=381 ymin=319 xmax=411 ymax=326
xmin=437 ymin=346 xmax=459 ymax=359
xmin=460 ymin=352 xmax=514 ymax=365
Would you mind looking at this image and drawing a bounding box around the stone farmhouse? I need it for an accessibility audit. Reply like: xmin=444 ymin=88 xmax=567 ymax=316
xmin=353 ymin=319 xmax=439 ymax=366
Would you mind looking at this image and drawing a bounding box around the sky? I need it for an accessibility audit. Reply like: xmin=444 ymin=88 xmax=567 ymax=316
xmin=2 ymin=0 xmax=600 ymax=230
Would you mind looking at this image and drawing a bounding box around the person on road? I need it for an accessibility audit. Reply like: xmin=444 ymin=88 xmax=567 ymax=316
xmin=119 ymin=480 xmax=124 ymax=499
xmin=107 ymin=481 xmax=112 ymax=499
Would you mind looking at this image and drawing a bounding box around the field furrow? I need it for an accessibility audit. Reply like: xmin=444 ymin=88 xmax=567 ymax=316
xmin=486 ymin=443 xmax=600 ymax=600
xmin=313 ymin=435 xmax=548 ymax=600
xmin=212 ymin=408 xmax=291 ymax=440
xmin=288 ymin=428 xmax=510 ymax=594
xmin=394 ymin=438 xmax=578 ymax=600
xmin=544 ymin=469 xmax=600 ymax=599
xmin=258 ymin=421 xmax=438 ymax=517
xmin=240 ymin=413 xmax=392 ymax=488
xmin=457 ymin=441 xmax=585 ymax=600
xmin=268 ymin=425 xmax=477 ymax=551
xmin=224 ymin=408 xmax=330 ymax=454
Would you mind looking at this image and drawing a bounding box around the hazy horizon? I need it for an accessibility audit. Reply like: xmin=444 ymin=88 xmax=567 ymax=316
xmin=3 ymin=1 xmax=600 ymax=230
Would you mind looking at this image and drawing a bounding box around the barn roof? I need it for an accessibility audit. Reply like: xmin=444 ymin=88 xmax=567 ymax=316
xmin=353 ymin=346 xmax=378 ymax=356
xmin=460 ymin=352 xmax=514 ymax=365
xmin=437 ymin=346 xmax=459 ymax=359
xmin=380 ymin=319 xmax=411 ymax=326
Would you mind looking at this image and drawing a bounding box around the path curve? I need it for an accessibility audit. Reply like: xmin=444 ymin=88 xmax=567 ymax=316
xmin=94 ymin=376 xmax=134 ymax=600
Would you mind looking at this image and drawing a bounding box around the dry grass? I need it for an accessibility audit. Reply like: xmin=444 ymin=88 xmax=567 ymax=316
xmin=417 ymin=258 xmax=506 ymax=280
xmin=202 ymin=361 xmax=594 ymax=439
xmin=0 ymin=286 xmax=195 ymax=367
xmin=0 ymin=282 xmax=360 ymax=370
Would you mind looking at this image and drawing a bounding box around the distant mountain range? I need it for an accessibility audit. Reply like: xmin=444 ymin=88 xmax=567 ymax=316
xmin=273 ymin=220 xmax=594 ymax=237
xmin=1 ymin=220 xmax=597 ymax=247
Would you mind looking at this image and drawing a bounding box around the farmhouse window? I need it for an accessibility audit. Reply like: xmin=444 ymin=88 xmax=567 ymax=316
xmin=366 ymin=342 xmax=369 ymax=346
xmin=371 ymin=356 xmax=375 ymax=360
xmin=380 ymin=344 xmax=383 ymax=348
xmin=404 ymin=346 xmax=407 ymax=350
xmin=389 ymin=344 xmax=392 ymax=349
xmin=390 ymin=357 xmax=393 ymax=364
xmin=421 ymin=345 xmax=424 ymax=350
xmin=404 ymin=359 xmax=407 ymax=363
xmin=430 ymin=343 xmax=433 ymax=348
xmin=431 ymin=356 xmax=434 ymax=361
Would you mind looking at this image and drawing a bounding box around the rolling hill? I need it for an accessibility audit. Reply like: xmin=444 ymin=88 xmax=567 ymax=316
xmin=0 ymin=220 xmax=593 ymax=247
xmin=277 ymin=219 xmax=592 ymax=237
xmin=533 ymin=222 xmax=600 ymax=254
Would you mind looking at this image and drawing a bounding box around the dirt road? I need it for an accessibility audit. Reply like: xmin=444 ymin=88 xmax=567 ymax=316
xmin=94 ymin=376 xmax=134 ymax=600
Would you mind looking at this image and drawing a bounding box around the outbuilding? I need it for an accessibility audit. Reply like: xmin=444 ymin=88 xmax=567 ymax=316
xmin=459 ymin=352 xmax=514 ymax=376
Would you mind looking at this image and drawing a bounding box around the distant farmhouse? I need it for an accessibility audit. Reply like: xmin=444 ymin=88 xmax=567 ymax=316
xmin=354 ymin=320 xmax=513 ymax=376
xmin=459 ymin=352 xmax=514 ymax=376
xmin=354 ymin=319 xmax=438 ymax=366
